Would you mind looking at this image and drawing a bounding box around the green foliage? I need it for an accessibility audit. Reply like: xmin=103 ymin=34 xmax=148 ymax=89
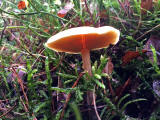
xmin=101 ymin=94 xmax=146 ymax=120
xmin=151 ymin=45 xmax=160 ymax=75
xmin=0 ymin=0 xmax=160 ymax=119
xmin=69 ymin=102 xmax=82 ymax=120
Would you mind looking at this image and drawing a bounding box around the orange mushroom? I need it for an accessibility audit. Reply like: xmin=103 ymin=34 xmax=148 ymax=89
xmin=45 ymin=26 xmax=120 ymax=77
xmin=45 ymin=26 xmax=120 ymax=119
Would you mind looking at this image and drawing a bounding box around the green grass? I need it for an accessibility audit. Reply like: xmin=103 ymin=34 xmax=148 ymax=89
xmin=0 ymin=0 xmax=160 ymax=120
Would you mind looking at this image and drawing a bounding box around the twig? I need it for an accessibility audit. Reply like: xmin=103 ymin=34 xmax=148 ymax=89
xmin=31 ymin=48 xmax=45 ymax=68
xmin=20 ymin=96 xmax=29 ymax=112
xmin=107 ymin=78 xmax=115 ymax=97
xmin=92 ymin=89 xmax=101 ymax=120
xmin=0 ymin=104 xmax=16 ymax=118
xmin=116 ymin=77 xmax=132 ymax=101
xmin=136 ymin=24 xmax=160 ymax=41
xmin=33 ymin=55 xmax=63 ymax=78
xmin=60 ymin=72 xmax=85 ymax=120
xmin=117 ymin=0 xmax=126 ymax=12
xmin=11 ymin=67 xmax=29 ymax=109
xmin=0 ymin=12 xmax=7 ymax=44
xmin=84 ymin=0 xmax=94 ymax=24
xmin=20 ymin=51 xmax=51 ymax=59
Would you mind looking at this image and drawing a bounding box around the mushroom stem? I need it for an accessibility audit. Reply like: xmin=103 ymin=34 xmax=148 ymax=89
xmin=81 ymin=49 xmax=99 ymax=119
xmin=81 ymin=48 xmax=92 ymax=76
xmin=81 ymin=48 xmax=94 ymax=105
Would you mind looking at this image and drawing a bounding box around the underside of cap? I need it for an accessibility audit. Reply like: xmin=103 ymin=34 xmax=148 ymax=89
xmin=45 ymin=26 xmax=120 ymax=54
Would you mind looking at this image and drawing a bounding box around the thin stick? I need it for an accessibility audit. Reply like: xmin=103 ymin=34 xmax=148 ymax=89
xmin=93 ymin=88 xmax=101 ymax=120
xmin=84 ymin=0 xmax=94 ymax=24
xmin=0 ymin=104 xmax=16 ymax=118
xmin=11 ymin=67 xmax=29 ymax=109
xmin=136 ymin=24 xmax=160 ymax=40
xmin=60 ymin=72 xmax=85 ymax=120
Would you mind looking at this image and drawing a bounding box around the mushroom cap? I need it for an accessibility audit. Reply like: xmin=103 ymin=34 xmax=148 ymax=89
xmin=45 ymin=26 xmax=120 ymax=54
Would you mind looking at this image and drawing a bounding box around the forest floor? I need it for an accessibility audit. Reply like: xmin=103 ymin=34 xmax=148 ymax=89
xmin=0 ymin=0 xmax=160 ymax=120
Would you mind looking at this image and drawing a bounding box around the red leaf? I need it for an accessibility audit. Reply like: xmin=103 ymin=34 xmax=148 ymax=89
xmin=57 ymin=2 xmax=74 ymax=18
xmin=57 ymin=9 xmax=68 ymax=18
xmin=122 ymin=50 xmax=147 ymax=65
xmin=18 ymin=0 xmax=28 ymax=10
xmin=18 ymin=1 xmax=26 ymax=9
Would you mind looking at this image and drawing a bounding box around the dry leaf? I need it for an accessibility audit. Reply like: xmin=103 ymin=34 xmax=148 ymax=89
xmin=103 ymin=57 xmax=114 ymax=75
xmin=57 ymin=2 xmax=74 ymax=18
xmin=38 ymin=19 xmax=51 ymax=33
xmin=57 ymin=9 xmax=68 ymax=18
xmin=116 ymin=77 xmax=132 ymax=99
xmin=17 ymin=0 xmax=28 ymax=10
xmin=122 ymin=50 xmax=147 ymax=65
xmin=141 ymin=0 xmax=153 ymax=14
xmin=144 ymin=35 xmax=160 ymax=65
xmin=99 ymin=10 xmax=108 ymax=18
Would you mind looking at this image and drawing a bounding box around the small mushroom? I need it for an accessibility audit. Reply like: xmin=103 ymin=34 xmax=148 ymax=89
xmin=45 ymin=26 xmax=120 ymax=76
xmin=45 ymin=26 xmax=120 ymax=117
xmin=45 ymin=26 xmax=120 ymax=119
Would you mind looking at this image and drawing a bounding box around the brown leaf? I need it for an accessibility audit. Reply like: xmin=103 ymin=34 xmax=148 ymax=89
xmin=122 ymin=50 xmax=147 ymax=65
xmin=141 ymin=0 xmax=153 ymax=14
xmin=103 ymin=57 xmax=114 ymax=75
xmin=116 ymin=77 xmax=132 ymax=100
xmin=38 ymin=19 xmax=51 ymax=33
xmin=99 ymin=10 xmax=108 ymax=18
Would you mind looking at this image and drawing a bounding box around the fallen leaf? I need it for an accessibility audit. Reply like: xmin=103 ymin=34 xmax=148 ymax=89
xmin=17 ymin=0 xmax=28 ymax=10
xmin=57 ymin=9 xmax=68 ymax=18
xmin=7 ymin=65 xmax=26 ymax=86
xmin=153 ymin=80 xmax=160 ymax=97
xmin=38 ymin=19 xmax=51 ymax=33
xmin=99 ymin=10 xmax=108 ymax=18
xmin=122 ymin=50 xmax=147 ymax=65
xmin=141 ymin=0 xmax=153 ymax=14
xmin=144 ymin=35 xmax=160 ymax=65
xmin=18 ymin=1 xmax=25 ymax=9
xmin=116 ymin=77 xmax=132 ymax=99
xmin=57 ymin=2 xmax=74 ymax=18
xmin=103 ymin=57 xmax=114 ymax=75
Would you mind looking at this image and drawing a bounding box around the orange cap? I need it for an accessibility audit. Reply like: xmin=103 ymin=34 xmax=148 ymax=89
xmin=45 ymin=26 xmax=120 ymax=54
